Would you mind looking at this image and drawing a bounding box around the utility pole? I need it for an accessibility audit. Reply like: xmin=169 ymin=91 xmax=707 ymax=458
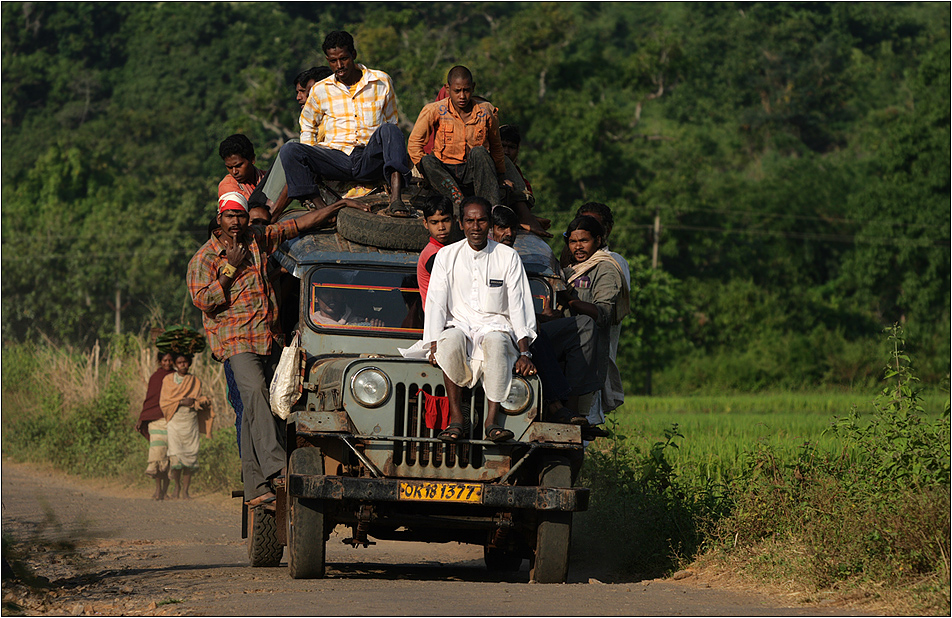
xmin=651 ymin=207 xmax=661 ymax=270
xmin=115 ymin=288 xmax=121 ymax=334
xmin=106 ymin=288 xmax=129 ymax=335
xmin=646 ymin=207 xmax=662 ymax=396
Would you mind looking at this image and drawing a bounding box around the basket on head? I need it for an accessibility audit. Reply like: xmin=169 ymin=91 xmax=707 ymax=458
xmin=155 ymin=325 xmax=206 ymax=355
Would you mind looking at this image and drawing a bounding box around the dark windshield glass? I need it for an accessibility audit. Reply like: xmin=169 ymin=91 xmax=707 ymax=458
xmin=309 ymin=268 xmax=423 ymax=337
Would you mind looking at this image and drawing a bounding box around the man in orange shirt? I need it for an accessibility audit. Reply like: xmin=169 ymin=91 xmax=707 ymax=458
xmin=408 ymin=66 xmax=506 ymax=207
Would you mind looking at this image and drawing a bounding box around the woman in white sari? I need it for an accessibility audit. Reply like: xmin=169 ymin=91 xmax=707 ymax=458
xmin=159 ymin=353 xmax=213 ymax=499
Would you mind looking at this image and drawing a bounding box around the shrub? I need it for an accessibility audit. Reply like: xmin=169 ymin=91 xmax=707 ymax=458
xmin=710 ymin=325 xmax=951 ymax=591
xmin=576 ymin=421 xmax=731 ymax=576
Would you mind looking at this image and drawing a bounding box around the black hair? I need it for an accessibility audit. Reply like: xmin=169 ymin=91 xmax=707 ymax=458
xmin=219 ymin=134 xmax=255 ymax=162
xmin=499 ymin=124 xmax=521 ymax=145
xmin=322 ymin=31 xmax=357 ymax=58
xmin=248 ymin=205 xmax=271 ymax=225
xmin=157 ymin=351 xmax=173 ymax=362
xmin=563 ymin=215 xmax=605 ymax=246
xmin=492 ymin=205 xmax=519 ymax=230
xmin=446 ymin=65 xmax=473 ymax=85
xmin=421 ymin=195 xmax=454 ymax=219
xmin=459 ymin=196 xmax=492 ymax=220
xmin=207 ymin=215 xmax=220 ymax=239
xmin=295 ymin=66 xmax=332 ymax=88
xmin=576 ymin=202 xmax=614 ymax=231
xmin=172 ymin=352 xmax=194 ymax=363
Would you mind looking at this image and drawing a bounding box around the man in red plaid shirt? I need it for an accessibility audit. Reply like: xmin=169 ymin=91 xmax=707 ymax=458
xmin=187 ymin=191 xmax=367 ymax=506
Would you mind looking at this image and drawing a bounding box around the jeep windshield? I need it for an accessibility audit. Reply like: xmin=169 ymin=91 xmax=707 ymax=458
xmin=308 ymin=267 xmax=424 ymax=337
xmin=307 ymin=266 xmax=552 ymax=338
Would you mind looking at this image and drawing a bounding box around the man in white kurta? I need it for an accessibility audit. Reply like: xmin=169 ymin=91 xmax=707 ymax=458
xmin=424 ymin=197 xmax=538 ymax=443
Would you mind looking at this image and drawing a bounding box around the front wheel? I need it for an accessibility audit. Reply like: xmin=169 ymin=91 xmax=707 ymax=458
xmin=529 ymin=456 xmax=573 ymax=583
xmin=287 ymin=447 xmax=327 ymax=579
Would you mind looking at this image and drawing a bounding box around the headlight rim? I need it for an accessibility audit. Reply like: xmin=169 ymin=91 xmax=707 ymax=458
xmin=500 ymin=375 xmax=533 ymax=415
xmin=349 ymin=366 xmax=392 ymax=408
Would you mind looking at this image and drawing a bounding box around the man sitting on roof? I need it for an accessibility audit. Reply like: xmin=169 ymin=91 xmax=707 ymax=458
xmin=408 ymin=66 xmax=506 ymax=208
xmin=279 ymin=30 xmax=412 ymax=216
xmin=248 ymin=67 xmax=336 ymax=222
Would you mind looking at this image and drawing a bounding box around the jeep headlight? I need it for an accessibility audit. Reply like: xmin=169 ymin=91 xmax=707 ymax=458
xmin=501 ymin=376 xmax=532 ymax=414
xmin=350 ymin=367 xmax=391 ymax=408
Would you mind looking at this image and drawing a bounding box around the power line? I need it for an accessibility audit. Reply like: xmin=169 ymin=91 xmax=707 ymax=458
xmin=654 ymin=203 xmax=941 ymax=229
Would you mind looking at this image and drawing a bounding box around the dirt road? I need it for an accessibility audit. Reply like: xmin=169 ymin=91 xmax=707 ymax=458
xmin=1 ymin=460 xmax=864 ymax=616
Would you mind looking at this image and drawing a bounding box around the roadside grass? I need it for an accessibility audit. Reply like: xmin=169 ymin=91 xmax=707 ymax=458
xmin=1 ymin=336 xmax=240 ymax=496
xmin=578 ymin=326 xmax=950 ymax=613
xmin=612 ymin=391 xmax=949 ymax=485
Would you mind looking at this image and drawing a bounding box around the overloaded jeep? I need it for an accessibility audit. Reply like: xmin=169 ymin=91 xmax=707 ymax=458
xmin=240 ymin=190 xmax=589 ymax=584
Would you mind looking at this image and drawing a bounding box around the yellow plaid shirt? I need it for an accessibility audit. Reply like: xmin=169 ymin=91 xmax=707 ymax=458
xmin=299 ymin=65 xmax=398 ymax=154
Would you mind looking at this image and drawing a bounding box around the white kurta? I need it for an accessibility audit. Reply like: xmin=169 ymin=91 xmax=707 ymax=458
xmin=419 ymin=239 xmax=537 ymax=401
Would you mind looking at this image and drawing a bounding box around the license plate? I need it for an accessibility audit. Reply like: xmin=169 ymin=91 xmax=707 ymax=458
xmin=399 ymin=481 xmax=483 ymax=503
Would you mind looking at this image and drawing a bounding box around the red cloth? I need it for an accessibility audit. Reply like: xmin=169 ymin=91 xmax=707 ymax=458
xmin=419 ymin=390 xmax=450 ymax=431
xmin=137 ymin=368 xmax=173 ymax=439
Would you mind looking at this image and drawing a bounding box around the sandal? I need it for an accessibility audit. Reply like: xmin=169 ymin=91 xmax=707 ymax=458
xmin=438 ymin=422 xmax=464 ymax=442
xmin=582 ymin=425 xmax=611 ymax=440
xmin=547 ymin=405 xmax=587 ymax=426
xmin=245 ymin=492 xmax=276 ymax=507
xmin=387 ymin=200 xmax=412 ymax=218
xmin=485 ymin=425 xmax=514 ymax=443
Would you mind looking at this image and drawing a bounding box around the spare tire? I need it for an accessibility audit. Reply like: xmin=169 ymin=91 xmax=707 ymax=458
xmin=337 ymin=205 xmax=430 ymax=252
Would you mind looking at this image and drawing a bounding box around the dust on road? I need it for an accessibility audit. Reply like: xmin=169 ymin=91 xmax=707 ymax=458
xmin=1 ymin=460 xmax=864 ymax=616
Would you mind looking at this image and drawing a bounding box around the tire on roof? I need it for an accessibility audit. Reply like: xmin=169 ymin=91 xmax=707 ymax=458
xmin=336 ymin=205 xmax=430 ymax=252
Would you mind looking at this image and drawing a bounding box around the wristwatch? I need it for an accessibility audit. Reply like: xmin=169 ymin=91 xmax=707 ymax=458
xmin=519 ymin=350 xmax=533 ymax=359
xmin=221 ymin=264 xmax=237 ymax=278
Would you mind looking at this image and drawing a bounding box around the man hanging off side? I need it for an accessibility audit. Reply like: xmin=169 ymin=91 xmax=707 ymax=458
xmin=187 ymin=192 xmax=359 ymax=507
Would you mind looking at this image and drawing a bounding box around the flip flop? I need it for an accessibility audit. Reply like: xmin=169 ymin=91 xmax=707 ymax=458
xmin=485 ymin=424 xmax=514 ymax=443
xmin=438 ymin=422 xmax=464 ymax=442
xmin=387 ymin=200 xmax=412 ymax=218
xmin=548 ymin=405 xmax=587 ymax=426
xmin=246 ymin=492 xmax=276 ymax=507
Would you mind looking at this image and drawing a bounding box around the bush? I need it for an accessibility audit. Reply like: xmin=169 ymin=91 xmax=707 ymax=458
xmin=576 ymin=422 xmax=731 ymax=576
xmin=709 ymin=325 xmax=951 ymax=594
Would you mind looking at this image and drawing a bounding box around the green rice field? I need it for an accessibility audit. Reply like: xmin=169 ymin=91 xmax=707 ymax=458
xmin=608 ymin=391 xmax=951 ymax=486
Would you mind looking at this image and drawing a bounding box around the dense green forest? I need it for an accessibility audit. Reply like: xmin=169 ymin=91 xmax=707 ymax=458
xmin=2 ymin=2 xmax=949 ymax=394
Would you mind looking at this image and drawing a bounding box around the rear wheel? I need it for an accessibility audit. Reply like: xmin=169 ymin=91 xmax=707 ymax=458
xmin=287 ymin=447 xmax=327 ymax=579
xmin=248 ymin=507 xmax=283 ymax=567
xmin=529 ymin=456 xmax=573 ymax=583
